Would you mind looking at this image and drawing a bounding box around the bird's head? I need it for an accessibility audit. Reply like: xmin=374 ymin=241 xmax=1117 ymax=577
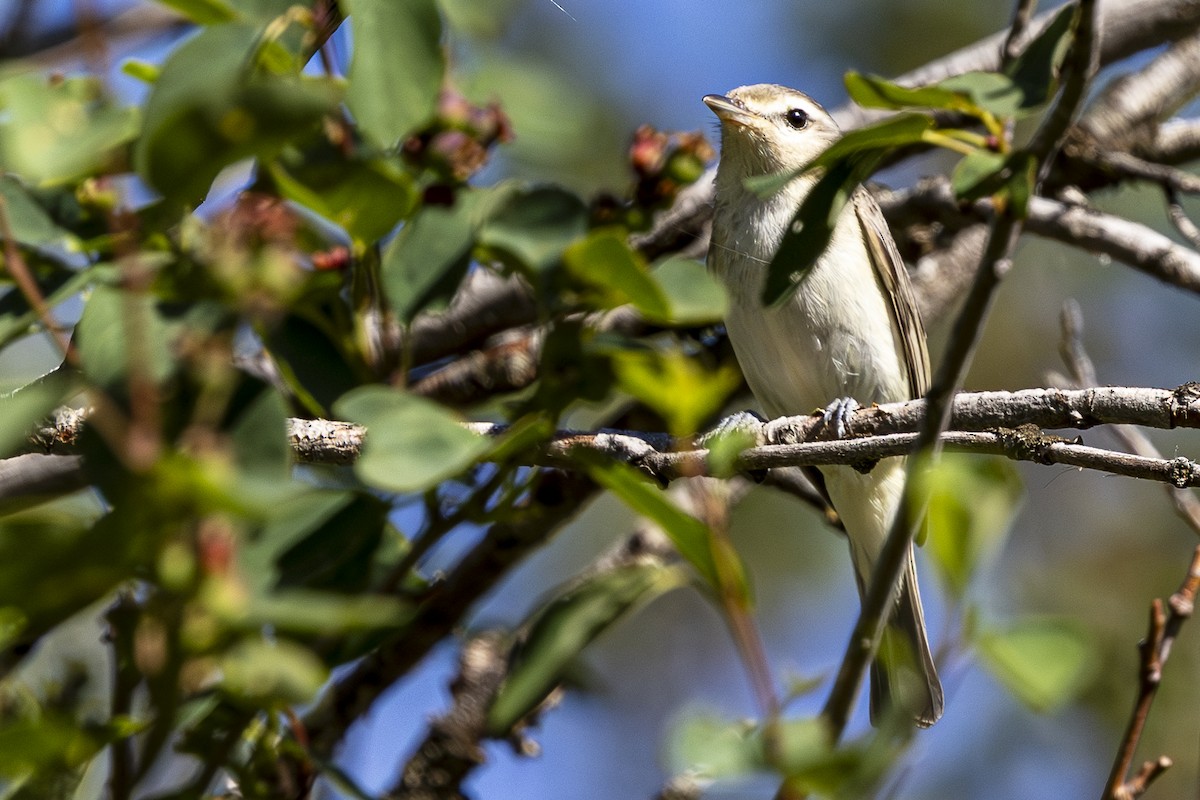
xmin=703 ymin=84 xmax=840 ymax=176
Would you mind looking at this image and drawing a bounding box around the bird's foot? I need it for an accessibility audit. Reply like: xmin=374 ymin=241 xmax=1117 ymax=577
xmin=703 ymin=410 xmax=769 ymax=482
xmin=702 ymin=409 xmax=768 ymax=447
xmin=820 ymin=396 xmax=861 ymax=439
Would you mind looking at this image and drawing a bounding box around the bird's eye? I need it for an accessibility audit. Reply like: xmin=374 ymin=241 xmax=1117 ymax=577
xmin=784 ymin=108 xmax=809 ymax=130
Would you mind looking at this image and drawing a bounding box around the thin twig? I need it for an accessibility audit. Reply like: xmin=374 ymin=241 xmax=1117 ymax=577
xmin=0 ymin=191 xmax=76 ymax=361
xmin=1164 ymin=188 xmax=1200 ymax=250
xmin=1003 ymin=0 xmax=1039 ymax=63
xmin=1101 ymin=544 xmax=1200 ymax=799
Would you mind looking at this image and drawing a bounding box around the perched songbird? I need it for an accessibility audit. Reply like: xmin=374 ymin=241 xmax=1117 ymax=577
xmin=704 ymin=84 xmax=944 ymax=726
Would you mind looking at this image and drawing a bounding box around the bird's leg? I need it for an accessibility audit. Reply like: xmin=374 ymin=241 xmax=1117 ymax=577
xmin=820 ymin=396 xmax=861 ymax=439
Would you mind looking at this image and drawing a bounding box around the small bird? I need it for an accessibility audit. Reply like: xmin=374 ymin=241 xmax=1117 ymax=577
xmin=704 ymin=84 xmax=943 ymax=727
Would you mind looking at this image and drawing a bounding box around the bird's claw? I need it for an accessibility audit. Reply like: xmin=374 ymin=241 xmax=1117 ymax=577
xmin=821 ymin=397 xmax=860 ymax=439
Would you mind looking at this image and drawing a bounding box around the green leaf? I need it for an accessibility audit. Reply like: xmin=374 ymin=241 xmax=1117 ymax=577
xmin=667 ymin=713 xmax=760 ymax=778
xmin=262 ymin=305 xmax=366 ymax=416
xmin=950 ymin=149 xmax=1009 ymax=198
xmin=587 ymin=461 xmax=718 ymax=588
xmin=75 ymin=285 xmax=177 ymax=392
xmin=761 ymin=157 xmax=866 ymax=306
xmin=562 ymin=230 xmax=670 ymax=319
xmin=486 ymin=561 xmax=686 ymax=734
xmin=937 ymin=72 xmax=1024 ymax=118
xmin=272 ymin=493 xmax=390 ymax=593
xmin=845 ymin=72 xmax=981 ymax=115
xmin=914 ymin=455 xmax=1022 ymax=599
xmin=268 ymin=155 xmax=418 ymax=245
xmin=135 ymin=23 xmax=341 ymax=202
xmin=1003 ymin=152 xmax=1037 ymax=219
xmin=0 ymin=176 xmax=78 ymax=250
xmin=121 ymin=59 xmax=160 ymax=84
xmin=242 ymin=589 xmax=411 ymax=635
xmin=154 ymin=0 xmax=238 ymax=24
xmin=609 ymin=346 xmax=741 ymax=438
xmin=1005 ymin=4 xmax=1077 ymax=110
xmin=219 ymin=638 xmax=328 ymax=707
xmin=477 ymin=185 xmax=589 ymax=274
xmin=704 ymin=427 xmax=757 ymax=480
xmin=651 ymin=257 xmax=727 ymax=326
xmin=381 ymin=197 xmax=478 ymax=323
xmin=344 ymin=0 xmax=445 ymax=147
xmin=976 ymin=617 xmax=1096 ymax=712
xmin=0 ymin=74 xmax=139 ymax=185
xmin=335 ymin=386 xmax=490 ymax=493
xmin=0 ymin=508 xmax=139 ymax=648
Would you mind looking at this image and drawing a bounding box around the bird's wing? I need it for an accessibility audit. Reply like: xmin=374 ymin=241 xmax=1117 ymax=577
xmin=854 ymin=189 xmax=931 ymax=399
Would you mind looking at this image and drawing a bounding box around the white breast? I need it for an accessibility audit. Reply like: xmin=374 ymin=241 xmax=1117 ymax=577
xmin=710 ymin=188 xmax=908 ymax=420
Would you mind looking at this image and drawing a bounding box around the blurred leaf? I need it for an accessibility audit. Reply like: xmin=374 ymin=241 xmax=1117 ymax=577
xmin=382 ymin=196 xmax=481 ymax=323
xmin=609 ymin=346 xmax=741 ymax=438
xmin=1005 ymin=4 xmax=1077 ymax=110
xmin=0 ymin=74 xmax=139 ymax=185
xmin=460 ymin=53 xmax=621 ymax=189
xmin=75 ymin=285 xmax=177 ymax=392
xmin=262 ymin=307 xmax=366 ymax=416
xmin=0 ymin=372 xmax=72 ymax=458
xmin=344 ymin=0 xmax=444 ymax=147
xmin=335 ymin=386 xmax=489 ymax=493
xmin=977 ymin=617 xmax=1096 ymax=712
xmin=1003 ymin=152 xmax=1037 ymax=219
xmin=587 ymin=461 xmax=718 ymax=588
xmin=273 ymin=493 xmax=390 ymax=592
xmin=0 ymin=509 xmax=138 ymax=649
xmin=228 ymin=384 xmax=291 ymax=479
xmin=268 ymin=155 xmax=418 ymax=245
xmin=772 ymin=717 xmax=871 ymax=794
xmin=477 ymin=185 xmax=588 ymax=274
xmin=916 ymin=454 xmax=1022 ymax=598
xmin=704 ymin=427 xmax=757 ymax=480
xmin=220 ymin=638 xmax=328 ymax=707
xmin=0 ymin=175 xmax=80 ymax=250
xmin=0 ymin=714 xmax=102 ymax=780
xmin=937 ymin=72 xmax=1024 ymax=118
xmin=651 ymin=257 xmax=727 ymax=325
xmin=562 ymin=230 xmax=669 ymax=319
xmin=533 ymin=319 xmax=616 ymax=413
xmin=242 ymin=589 xmax=410 ymax=635
xmin=667 ymin=713 xmax=759 ymax=778
xmin=950 ymin=149 xmax=1009 ymax=198
xmin=121 ymin=59 xmax=160 ymax=84
xmin=486 ymin=561 xmax=686 ymax=734
xmin=155 ymin=0 xmax=237 ymax=24
xmin=135 ymin=23 xmax=340 ymax=202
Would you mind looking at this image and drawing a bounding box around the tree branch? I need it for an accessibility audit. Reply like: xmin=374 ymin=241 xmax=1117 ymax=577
xmin=880 ymin=179 xmax=1200 ymax=296
xmin=1102 ymin=544 xmax=1200 ymax=800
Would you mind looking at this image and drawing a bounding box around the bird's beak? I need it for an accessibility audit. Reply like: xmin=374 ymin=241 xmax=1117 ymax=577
xmin=703 ymin=94 xmax=754 ymax=125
